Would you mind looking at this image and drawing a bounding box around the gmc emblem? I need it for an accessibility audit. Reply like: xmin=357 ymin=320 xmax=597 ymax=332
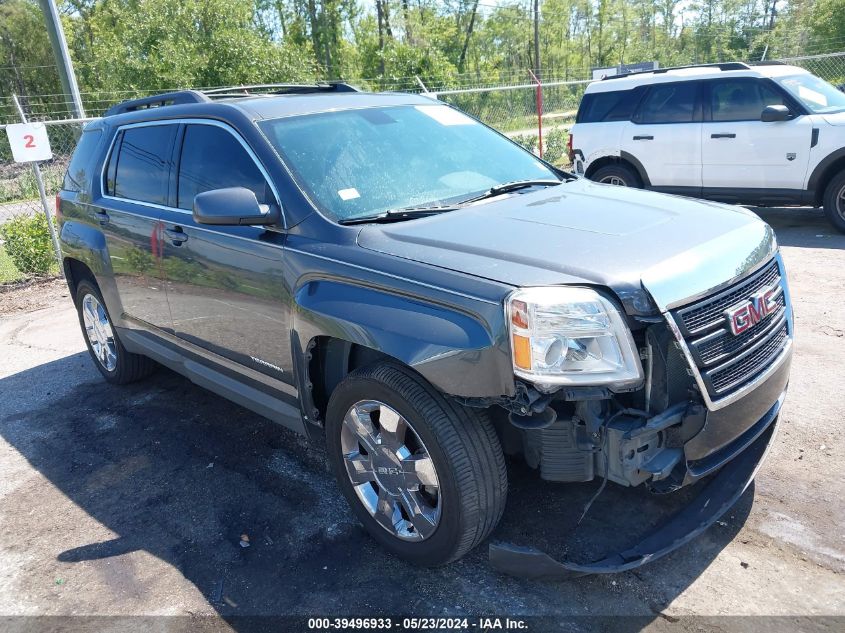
xmin=724 ymin=284 xmax=780 ymax=336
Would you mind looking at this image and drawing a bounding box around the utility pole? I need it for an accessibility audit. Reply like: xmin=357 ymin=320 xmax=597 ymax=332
xmin=37 ymin=0 xmax=85 ymax=118
xmin=533 ymin=0 xmax=541 ymax=78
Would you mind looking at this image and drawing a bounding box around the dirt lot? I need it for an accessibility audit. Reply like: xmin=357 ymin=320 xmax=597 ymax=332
xmin=0 ymin=207 xmax=843 ymax=631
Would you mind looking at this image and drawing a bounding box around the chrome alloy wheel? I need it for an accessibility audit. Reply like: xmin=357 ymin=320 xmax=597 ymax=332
xmin=81 ymin=293 xmax=117 ymax=372
xmin=340 ymin=400 xmax=441 ymax=541
xmin=599 ymin=175 xmax=627 ymax=186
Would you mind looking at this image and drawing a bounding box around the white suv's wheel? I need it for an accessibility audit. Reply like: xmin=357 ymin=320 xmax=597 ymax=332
xmin=325 ymin=362 xmax=507 ymax=566
xmin=590 ymin=163 xmax=643 ymax=188
xmin=823 ymin=171 xmax=845 ymax=234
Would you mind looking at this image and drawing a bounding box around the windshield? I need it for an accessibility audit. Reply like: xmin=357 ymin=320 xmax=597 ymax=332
xmin=259 ymin=105 xmax=558 ymax=222
xmin=775 ymin=73 xmax=845 ymax=114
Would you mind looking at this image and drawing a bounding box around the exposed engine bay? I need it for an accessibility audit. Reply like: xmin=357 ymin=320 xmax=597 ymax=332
xmin=494 ymin=322 xmax=706 ymax=493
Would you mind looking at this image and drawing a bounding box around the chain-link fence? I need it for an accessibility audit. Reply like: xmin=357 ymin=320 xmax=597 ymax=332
xmin=0 ymin=119 xmax=88 ymax=284
xmin=2 ymin=50 xmax=845 ymax=286
xmin=434 ymin=78 xmax=589 ymax=165
xmin=780 ymin=51 xmax=845 ymax=87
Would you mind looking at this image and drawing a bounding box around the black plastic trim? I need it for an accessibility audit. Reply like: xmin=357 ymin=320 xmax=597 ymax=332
xmin=807 ymin=147 xmax=845 ymax=203
xmin=648 ymin=186 xmax=810 ymax=206
xmin=618 ymin=151 xmax=652 ymax=187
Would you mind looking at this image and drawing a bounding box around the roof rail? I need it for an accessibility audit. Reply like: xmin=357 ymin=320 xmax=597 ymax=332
xmin=104 ymin=82 xmax=360 ymax=117
xmin=104 ymin=90 xmax=210 ymax=117
xmin=202 ymin=82 xmax=360 ymax=98
xmin=601 ymin=61 xmax=752 ymax=81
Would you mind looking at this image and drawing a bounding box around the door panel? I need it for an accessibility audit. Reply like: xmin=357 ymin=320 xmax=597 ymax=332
xmin=621 ymin=81 xmax=702 ymax=189
xmin=159 ymin=212 xmax=292 ymax=384
xmin=98 ymin=124 xmax=176 ymax=330
xmin=160 ymin=121 xmax=294 ymax=388
xmin=701 ymin=78 xmax=813 ymax=189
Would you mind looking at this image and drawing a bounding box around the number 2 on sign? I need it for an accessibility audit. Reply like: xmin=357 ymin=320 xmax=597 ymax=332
xmin=23 ymin=134 xmax=36 ymax=148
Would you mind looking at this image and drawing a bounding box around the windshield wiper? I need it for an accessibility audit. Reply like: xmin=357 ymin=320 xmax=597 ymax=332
xmin=459 ymin=179 xmax=563 ymax=205
xmin=338 ymin=205 xmax=458 ymax=225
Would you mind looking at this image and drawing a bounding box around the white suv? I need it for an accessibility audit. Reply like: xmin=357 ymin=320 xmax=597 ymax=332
xmin=569 ymin=62 xmax=845 ymax=232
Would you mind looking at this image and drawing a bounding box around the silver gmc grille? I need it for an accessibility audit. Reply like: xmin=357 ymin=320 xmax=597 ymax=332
xmin=669 ymin=259 xmax=791 ymax=399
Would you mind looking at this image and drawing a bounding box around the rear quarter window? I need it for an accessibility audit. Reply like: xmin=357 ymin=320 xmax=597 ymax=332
xmin=576 ymin=89 xmax=640 ymax=123
xmin=63 ymin=129 xmax=102 ymax=193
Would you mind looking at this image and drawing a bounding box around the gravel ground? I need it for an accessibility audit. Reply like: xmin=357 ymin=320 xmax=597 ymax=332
xmin=0 ymin=207 xmax=843 ymax=631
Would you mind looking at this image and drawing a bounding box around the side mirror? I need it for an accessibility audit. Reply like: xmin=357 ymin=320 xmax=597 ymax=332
xmin=193 ymin=187 xmax=279 ymax=226
xmin=761 ymin=105 xmax=791 ymax=122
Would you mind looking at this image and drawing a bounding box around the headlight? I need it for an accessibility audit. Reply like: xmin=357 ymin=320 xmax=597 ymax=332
xmin=507 ymin=287 xmax=643 ymax=389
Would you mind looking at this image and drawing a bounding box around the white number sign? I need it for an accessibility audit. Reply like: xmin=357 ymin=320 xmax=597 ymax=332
xmin=6 ymin=122 xmax=53 ymax=163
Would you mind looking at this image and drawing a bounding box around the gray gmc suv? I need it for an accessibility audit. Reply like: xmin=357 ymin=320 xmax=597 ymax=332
xmin=58 ymin=83 xmax=793 ymax=578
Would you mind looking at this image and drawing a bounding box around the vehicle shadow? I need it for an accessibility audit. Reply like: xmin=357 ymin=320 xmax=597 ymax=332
xmin=750 ymin=206 xmax=845 ymax=249
xmin=0 ymin=353 xmax=754 ymax=628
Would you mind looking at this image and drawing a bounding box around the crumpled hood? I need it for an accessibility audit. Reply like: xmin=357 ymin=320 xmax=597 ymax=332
xmin=357 ymin=179 xmax=776 ymax=315
xmin=822 ymin=111 xmax=845 ymax=126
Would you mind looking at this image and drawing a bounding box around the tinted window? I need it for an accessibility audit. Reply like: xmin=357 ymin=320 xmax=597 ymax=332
xmin=112 ymin=125 xmax=176 ymax=205
xmin=710 ymin=79 xmax=787 ymax=121
xmin=577 ymin=89 xmax=640 ymax=123
xmin=177 ymin=124 xmax=271 ymax=210
xmin=63 ymin=129 xmax=101 ymax=192
xmin=638 ymin=82 xmax=697 ymax=123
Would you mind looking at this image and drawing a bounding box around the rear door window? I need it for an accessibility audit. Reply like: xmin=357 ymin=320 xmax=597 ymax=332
xmin=636 ymin=82 xmax=698 ymax=123
xmin=111 ymin=125 xmax=177 ymax=205
xmin=176 ymin=124 xmax=272 ymax=210
xmin=709 ymin=78 xmax=788 ymax=121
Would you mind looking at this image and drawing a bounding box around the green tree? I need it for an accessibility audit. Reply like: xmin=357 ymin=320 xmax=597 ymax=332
xmin=0 ymin=0 xmax=64 ymax=121
xmin=65 ymin=0 xmax=317 ymax=99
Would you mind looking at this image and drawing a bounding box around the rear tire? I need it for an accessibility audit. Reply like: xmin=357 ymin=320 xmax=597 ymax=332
xmin=325 ymin=362 xmax=507 ymax=566
xmin=822 ymin=171 xmax=845 ymax=234
xmin=75 ymin=279 xmax=155 ymax=384
xmin=590 ymin=162 xmax=643 ymax=188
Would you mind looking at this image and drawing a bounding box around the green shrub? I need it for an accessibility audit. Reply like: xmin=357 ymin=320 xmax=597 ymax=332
xmin=510 ymin=133 xmax=538 ymax=153
xmin=0 ymin=244 xmax=23 ymax=283
xmin=543 ymin=127 xmax=570 ymax=166
xmin=0 ymin=213 xmax=57 ymax=275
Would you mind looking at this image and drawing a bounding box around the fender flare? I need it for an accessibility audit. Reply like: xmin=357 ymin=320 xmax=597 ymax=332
xmin=59 ymin=220 xmax=122 ymax=315
xmin=291 ymin=278 xmax=514 ymax=400
xmin=584 ymin=150 xmax=652 ymax=187
xmin=619 ymin=151 xmax=652 ymax=187
xmin=806 ymin=147 xmax=845 ymax=204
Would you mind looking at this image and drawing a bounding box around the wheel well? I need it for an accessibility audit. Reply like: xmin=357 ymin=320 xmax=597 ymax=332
xmin=307 ymin=337 xmax=392 ymax=423
xmin=585 ymin=155 xmax=639 ymax=181
xmin=63 ymin=258 xmax=95 ymax=301
xmin=816 ymin=156 xmax=845 ymax=206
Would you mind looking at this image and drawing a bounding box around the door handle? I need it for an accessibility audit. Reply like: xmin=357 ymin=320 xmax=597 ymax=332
xmin=711 ymin=133 xmax=736 ymax=138
xmin=164 ymin=227 xmax=189 ymax=245
xmin=633 ymin=135 xmax=654 ymax=140
xmin=94 ymin=210 xmax=109 ymax=226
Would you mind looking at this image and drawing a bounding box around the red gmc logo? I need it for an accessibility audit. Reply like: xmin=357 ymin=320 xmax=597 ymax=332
xmin=724 ymin=284 xmax=780 ymax=336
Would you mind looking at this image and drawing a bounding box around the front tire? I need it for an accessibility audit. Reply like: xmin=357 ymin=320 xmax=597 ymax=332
xmin=590 ymin=162 xmax=643 ymax=188
xmin=75 ymin=279 xmax=155 ymax=384
xmin=326 ymin=362 xmax=507 ymax=566
xmin=822 ymin=171 xmax=845 ymax=234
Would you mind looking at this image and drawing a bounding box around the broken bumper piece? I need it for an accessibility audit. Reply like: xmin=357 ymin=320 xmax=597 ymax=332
xmin=489 ymin=396 xmax=782 ymax=580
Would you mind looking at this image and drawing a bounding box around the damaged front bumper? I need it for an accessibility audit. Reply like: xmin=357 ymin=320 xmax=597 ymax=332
xmin=490 ymin=389 xmax=784 ymax=580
